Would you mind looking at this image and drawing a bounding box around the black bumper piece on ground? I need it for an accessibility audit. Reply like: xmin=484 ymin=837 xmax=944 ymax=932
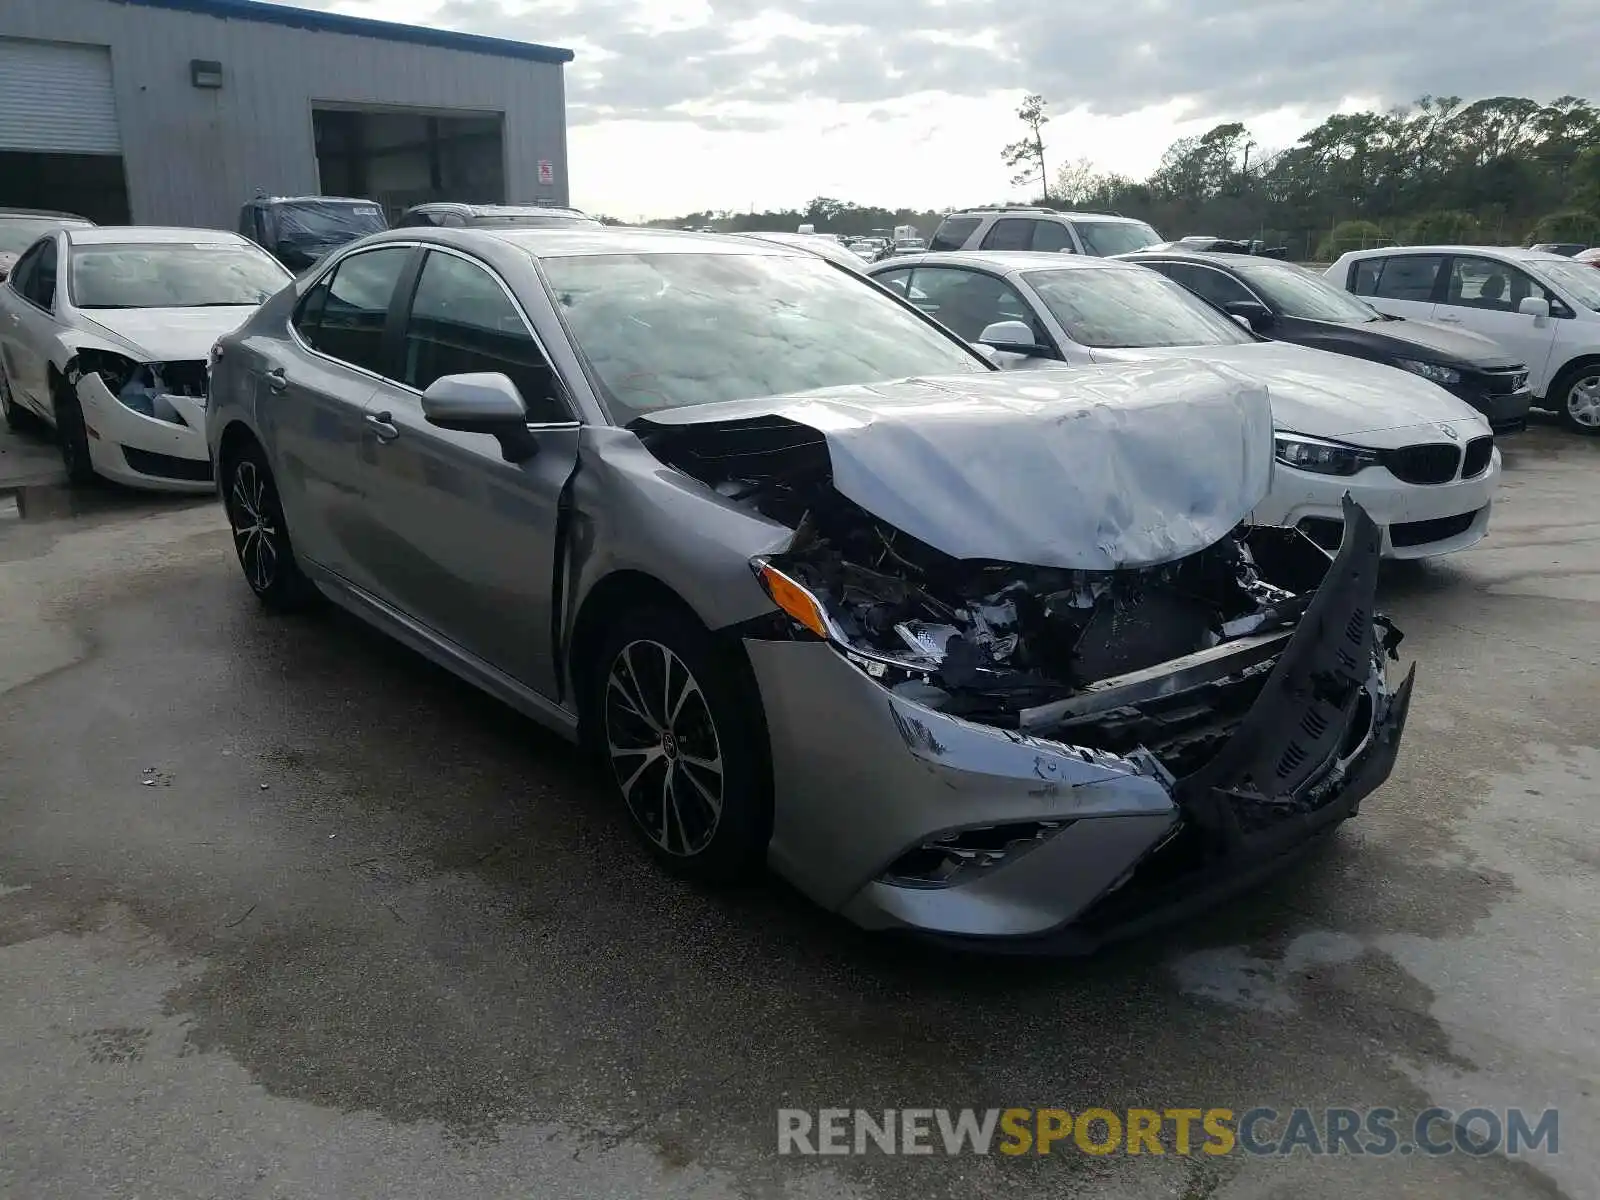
xmin=926 ymin=497 xmax=1415 ymax=957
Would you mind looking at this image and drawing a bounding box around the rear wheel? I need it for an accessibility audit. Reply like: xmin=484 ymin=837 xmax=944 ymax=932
xmin=51 ymin=376 xmax=96 ymax=484
xmin=221 ymin=438 xmax=318 ymax=610
xmin=590 ymin=606 xmax=772 ymax=881
xmin=1553 ymin=362 xmax=1600 ymax=436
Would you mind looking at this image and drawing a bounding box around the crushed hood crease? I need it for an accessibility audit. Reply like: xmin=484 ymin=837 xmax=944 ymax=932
xmin=635 ymin=362 xmax=1274 ymax=571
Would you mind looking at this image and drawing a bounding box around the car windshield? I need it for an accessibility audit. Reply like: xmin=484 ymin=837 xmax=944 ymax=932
xmin=1024 ymin=266 xmax=1254 ymax=348
xmin=274 ymin=201 xmax=387 ymax=244
xmin=1070 ymin=220 xmax=1163 ymax=256
xmin=1230 ymin=258 xmax=1384 ymax=323
xmin=1531 ymin=259 xmax=1600 ymax=311
xmin=0 ymin=218 xmax=85 ymax=254
xmin=68 ymin=243 xmax=291 ymax=309
xmin=540 ymin=250 xmax=989 ymax=422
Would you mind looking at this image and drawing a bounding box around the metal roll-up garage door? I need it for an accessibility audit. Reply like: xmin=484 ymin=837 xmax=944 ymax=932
xmin=0 ymin=38 xmax=122 ymax=155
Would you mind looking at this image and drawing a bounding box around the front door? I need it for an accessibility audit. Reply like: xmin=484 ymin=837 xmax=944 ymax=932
xmin=354 ymin=247 xmax=580 ymax=697
xmin=1 ymin=238 xmax=61 ymax=412
xmin=1431 ymin=255 xmax=1562 ymax=389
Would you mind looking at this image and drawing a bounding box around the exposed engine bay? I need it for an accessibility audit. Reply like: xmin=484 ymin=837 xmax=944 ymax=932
xmin=639 ymin=412 xmax=1398 ymax=780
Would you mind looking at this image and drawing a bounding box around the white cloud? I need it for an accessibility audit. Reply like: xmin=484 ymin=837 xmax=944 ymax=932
xmin=299 ymin=0 xmax=1600 ymax=219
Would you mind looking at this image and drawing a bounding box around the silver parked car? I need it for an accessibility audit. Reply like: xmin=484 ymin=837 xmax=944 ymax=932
xmin=205 ymin=227 xmax=1413 ymax=951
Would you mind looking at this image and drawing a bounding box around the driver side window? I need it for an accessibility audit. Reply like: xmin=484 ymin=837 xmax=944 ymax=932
xmin=7 ymin=241 xmax=43 ymax=301
xmin=1444 ymin=256 xmax=1556 ymax=314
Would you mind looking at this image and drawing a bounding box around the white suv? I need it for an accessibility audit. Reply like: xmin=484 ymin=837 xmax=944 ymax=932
xmin=1326 ymin=245 xmax=1600 ymax=433
xmin=929 ymin=208 xmax=1163 ymax=257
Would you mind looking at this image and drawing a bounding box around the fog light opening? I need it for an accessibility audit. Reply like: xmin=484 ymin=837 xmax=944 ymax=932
xmin=880 ymin=820 xmax=1073 ymax=888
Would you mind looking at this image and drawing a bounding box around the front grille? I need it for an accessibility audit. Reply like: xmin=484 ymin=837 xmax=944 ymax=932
xmin=1381 ymin=443 xmax=1460 ymax=485
xmin=1462 ymin=435 xmax=1495 ymax=478
xmin=1477 ymin=368 xmax=1529 ymax=395
xmin=120 ymin=446 xmax=214 ymax=482
xmin=1389 ymin=508 xmax=1480 ymax=548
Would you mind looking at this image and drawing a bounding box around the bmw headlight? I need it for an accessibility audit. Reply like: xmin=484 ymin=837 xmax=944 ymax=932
xmin=1395 ymin=359 xmax=1462 ymax=386
xmin=1274 ymin=433 xmax=1380 ymax=476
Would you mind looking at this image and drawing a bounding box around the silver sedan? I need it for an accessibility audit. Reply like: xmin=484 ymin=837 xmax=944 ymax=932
xmin=205 ymin=226 xmax=1413 ymax=952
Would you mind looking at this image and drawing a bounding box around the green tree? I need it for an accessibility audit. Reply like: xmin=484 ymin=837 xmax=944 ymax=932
xmin=1404 ymin=210 xmax=1481 ymax=243
xmin=1001 ymin=94 xmax=1051 ymax=202
xmin=1318 ymin=220 xmax=1387 ymax=260
xmin=1529 ymin=209 xmax=1600 ymax=245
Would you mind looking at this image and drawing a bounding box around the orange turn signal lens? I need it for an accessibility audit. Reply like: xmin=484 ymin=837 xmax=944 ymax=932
xmin=754 ymin=562 xmax=832 ymax=640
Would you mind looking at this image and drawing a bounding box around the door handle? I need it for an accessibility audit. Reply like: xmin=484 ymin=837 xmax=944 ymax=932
xmin=1435 ymin=314 xmax=1461 ymax=323
xmin=366 ymin=411 xmax=400 ymax=442
xmin=264 ymin=366 xmax=288 ymax=392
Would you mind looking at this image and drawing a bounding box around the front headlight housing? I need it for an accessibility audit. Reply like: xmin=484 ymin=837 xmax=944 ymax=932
xmin=1395 ymin=358 xmax=1462 ymax=386
xmin=1274 ymin=433 xmax=1380 ymax=477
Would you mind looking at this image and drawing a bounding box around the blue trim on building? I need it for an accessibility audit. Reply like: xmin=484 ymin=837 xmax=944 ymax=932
xmin=116 ymin=0 xmax=575 ymax=64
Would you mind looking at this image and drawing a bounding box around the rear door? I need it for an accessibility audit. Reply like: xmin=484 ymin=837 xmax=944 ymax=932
xmin=355 ymin=246 xmax=581 ymax=696
xmin=1347 ymin=252 xmax=1446 ymax=321
xmin=265 ymin=243 xmax=414 ymax=587
xmin=0 ymin=239 xmax=53 ymax=412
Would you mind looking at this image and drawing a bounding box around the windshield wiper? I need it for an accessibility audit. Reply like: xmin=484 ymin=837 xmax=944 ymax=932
xmin=171 ymin=301 xmax=258 ymax=308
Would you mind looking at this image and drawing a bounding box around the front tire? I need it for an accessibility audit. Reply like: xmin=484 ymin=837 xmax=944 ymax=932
xmin=51 ymin=377 xmax=96 ymax=484
xmin=221 ymin=439 xmax=318 ymax=610
xmin=590 ymin=607 xmax=772 ymax=881
xmin=1553 ymin=362 xmax=1600 ymax=436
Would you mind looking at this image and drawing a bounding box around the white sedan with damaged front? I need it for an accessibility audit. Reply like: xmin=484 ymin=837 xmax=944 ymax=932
xmin=0 ymin=226 xmax=290 ymax=491
xmin=869 ymin=252 xmax=1501 ymax=559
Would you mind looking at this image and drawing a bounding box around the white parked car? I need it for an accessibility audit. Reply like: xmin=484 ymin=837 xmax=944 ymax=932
xmin=869 ymin=251 xmax=1499 ymax=558
xmin=0 ymin=226 xmax=290 ymax=490
xmin=1324 ymin=245 xmax=1600 ymax=434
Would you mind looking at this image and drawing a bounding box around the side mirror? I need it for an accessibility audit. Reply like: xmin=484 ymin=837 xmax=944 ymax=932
xmin=421 ymin=372 xmax=538 ymax=463
xmin=1518 ymin=295 xmax=1551 ymax=326
xmin=977 ymin=320 xmax=1050 ymax=357
xmin=1224 ymin=300 xmax=1275 ymax=332
xmin=1231 ymin=314 xmax=1254 ymax=332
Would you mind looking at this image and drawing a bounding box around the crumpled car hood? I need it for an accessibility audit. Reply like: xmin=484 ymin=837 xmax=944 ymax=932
xmin=74 ymin=306 xmax=261 ymax=362
xmin=633 ymin=361 xmax=1274 ymax=571
xmin=1091 ymin=342 xmax=1490 ymax=445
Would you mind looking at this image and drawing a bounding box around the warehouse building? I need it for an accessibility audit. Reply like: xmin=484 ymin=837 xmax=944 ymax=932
xmin=0 ymin=0 xmax=573 ymax=227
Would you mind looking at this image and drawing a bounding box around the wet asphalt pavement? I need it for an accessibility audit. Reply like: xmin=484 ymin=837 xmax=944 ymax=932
xmin=1 ymin=418 xmax=1597 ymax=1200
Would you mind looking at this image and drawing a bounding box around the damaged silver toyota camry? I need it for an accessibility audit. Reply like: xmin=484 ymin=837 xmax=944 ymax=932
xmin=206 ymin=227 xmax=1414 ymax=952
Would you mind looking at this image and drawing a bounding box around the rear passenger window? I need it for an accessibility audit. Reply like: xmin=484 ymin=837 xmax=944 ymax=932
xmin=928 ymin=217 xmax=981 ymax=252
xmin=1352 ymin=255 xmax=1445 ymax=302
xmin=1029 ymin=221 xmax=1074 ymax=253
xmin=293 ymin=246 xmax=411 ymax=375
xmin=401 ymin=250 xmax=568 ymax=422
xmin=979 ymin=219 xmax=1035 ymax=252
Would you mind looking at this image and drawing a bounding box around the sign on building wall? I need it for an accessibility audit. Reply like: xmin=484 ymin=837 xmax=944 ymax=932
xmin=537 ymin=159 xmax=554 ymax=185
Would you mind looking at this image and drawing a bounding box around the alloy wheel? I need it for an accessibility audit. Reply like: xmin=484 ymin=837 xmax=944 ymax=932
xmin=604 ymin=638 xmax=725 ymax=857
xmin=1567 ymin=374 xmax=1600 ymax=428
xmin=228 ymin=459 xmax=279 ymax=593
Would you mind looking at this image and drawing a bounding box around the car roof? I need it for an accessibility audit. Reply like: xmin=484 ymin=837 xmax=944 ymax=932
xmin=1121 ymin=248 xmax=1263 ymax=266
xmin=870 ymin=250 xmax=1137 ymax=274
xmin=410 ymin=202 xmax=593 ymax=219
xmin=361 ymin=225 xmax=813 ymax=259
xmin=947 ymin=209 xmax=1149 ymax=225
xmin=0 ymin=207 xmax=92 ymax=222
xmin=249 ymin=196 xmax=377 ymax=207
xmin=66 ymin=226 xmax=256 ymax=246
xmin=1337 ymin=244 xmax=1570 ymax=264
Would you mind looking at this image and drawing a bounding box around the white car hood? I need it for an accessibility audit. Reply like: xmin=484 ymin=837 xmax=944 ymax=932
xmin=74 ymin=306 xmax=259 ymax=362
xmin=634 ymin=361 xmax=1274 ymax=571
xmin=1091 ymin=341 xmax=1490 ymax=447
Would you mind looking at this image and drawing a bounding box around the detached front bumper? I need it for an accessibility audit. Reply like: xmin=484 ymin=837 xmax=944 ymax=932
xmin=744 ymin=500 xmax=1412 ymax=952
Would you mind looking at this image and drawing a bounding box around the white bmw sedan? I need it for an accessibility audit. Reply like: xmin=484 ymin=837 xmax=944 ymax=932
xmin=0 ymin=226 xmax=290 ymax=491
xmin=870 ymin=251 xmax=1500 ymax=559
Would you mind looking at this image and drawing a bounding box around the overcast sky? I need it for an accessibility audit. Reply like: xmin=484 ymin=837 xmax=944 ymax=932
xmin=299 ymin=0 xmax=1600 ymax=220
